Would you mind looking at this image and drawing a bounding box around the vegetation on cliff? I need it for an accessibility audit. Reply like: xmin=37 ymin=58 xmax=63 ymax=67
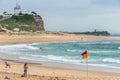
xmin=0 ymin=15 xmax=3 ymax=19
xmin=0 ymin=14 xmax=34 ymax=30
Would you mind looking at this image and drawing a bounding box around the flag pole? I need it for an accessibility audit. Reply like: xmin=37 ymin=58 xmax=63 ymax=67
xmin=81 ymin=50 xmax=88 ymax=80
xmin=86 ymin=57 xmax=88 ymax=80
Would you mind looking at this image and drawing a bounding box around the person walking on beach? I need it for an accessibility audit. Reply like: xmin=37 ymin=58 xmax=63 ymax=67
xmin=22 ymin=63 xmax=28 ymax=77
xmin=5 ymin=61 xmax=10 ymax=68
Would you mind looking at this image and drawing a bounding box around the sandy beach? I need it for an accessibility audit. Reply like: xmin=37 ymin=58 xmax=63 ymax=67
xmin=1 ymin=60 xmax=120 ymax=80
xmin=0 ymin=32 xmax=115 ymax=44
xmin=0 ymin=33 xmax=120 ymax=80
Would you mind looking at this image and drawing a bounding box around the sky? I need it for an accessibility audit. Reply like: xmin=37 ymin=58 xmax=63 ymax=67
xmin=0 ymin=0 xmax=120 ymax=34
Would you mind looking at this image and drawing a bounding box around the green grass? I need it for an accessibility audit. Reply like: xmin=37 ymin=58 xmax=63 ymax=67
xmin=0 ymin=14 xmax=34 ymax=30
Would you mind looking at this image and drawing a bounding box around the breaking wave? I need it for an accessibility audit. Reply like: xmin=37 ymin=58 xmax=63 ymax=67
xmin=103 ymin=58 xmax=120 ymax=63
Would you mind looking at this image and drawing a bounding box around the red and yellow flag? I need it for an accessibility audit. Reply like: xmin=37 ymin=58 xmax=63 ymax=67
xmin=81 ymin=50 xmax=88 ymax=59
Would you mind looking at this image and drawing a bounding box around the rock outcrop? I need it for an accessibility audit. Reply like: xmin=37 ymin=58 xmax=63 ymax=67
xmin=0 ymin=14 xmax=45 ymax=32
xmin=30 ymin=16 xmax=45 ymax=31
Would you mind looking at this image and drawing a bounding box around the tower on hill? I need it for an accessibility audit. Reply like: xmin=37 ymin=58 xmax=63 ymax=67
xmin=14 ymin=3 xmax=21 ymax=15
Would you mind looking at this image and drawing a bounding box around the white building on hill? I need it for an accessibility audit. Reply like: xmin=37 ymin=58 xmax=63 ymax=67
xmin=3 ymin=4 xmax=36 ymax=16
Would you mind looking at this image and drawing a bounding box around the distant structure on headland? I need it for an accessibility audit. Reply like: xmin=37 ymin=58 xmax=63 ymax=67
xmin=14 ymin=3 xmax=21 ymax=15
xmin=3 ymin=3 xmax=36 ymax=16
xmin=72 ymin=29 xmax=110 ymax=36
xmin=0 ymin=3 xmax=45 ymax=32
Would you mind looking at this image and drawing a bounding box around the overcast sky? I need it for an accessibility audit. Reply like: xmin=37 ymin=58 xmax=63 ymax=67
xmin=0 ymin=0 xmax=120 ymax=34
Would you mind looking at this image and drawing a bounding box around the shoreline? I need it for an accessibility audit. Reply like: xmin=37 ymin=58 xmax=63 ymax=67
xmin=1 ymin=51 xmax=120 ymax=74
xmin=0 ymin=33 xmax=120 ymax=80
xmin=1 ymin=54 xmax=120 ymax=80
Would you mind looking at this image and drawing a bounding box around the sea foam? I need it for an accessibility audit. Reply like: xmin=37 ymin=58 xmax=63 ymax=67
xmin=67 ymin=49 xmax=82 ymax=52
xmin=0 ymin=40 xmax=120 ymax=69
xmin=103 ymin=58 xmax=120 ymax=63
xmin=0 ymin=44 xmax=39 ymax=50
xmin=118 ymin=47 xmax=120 ymax=49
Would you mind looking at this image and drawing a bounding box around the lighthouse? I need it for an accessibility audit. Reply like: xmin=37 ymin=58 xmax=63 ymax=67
xmin=14 ymin=3 xmax=21 ymax=15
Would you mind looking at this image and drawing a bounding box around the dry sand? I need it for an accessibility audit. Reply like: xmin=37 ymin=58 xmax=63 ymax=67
xmin=0 ymin=33 xmax=120 ymax=80
xmin=0 ymin=32 xmax=113 ymax=44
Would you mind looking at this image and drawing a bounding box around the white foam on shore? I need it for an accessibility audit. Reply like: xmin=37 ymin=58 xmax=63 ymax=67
xmin=20 ymin=55 xmax=120 ymax=70
xmin=0 ymin=44 xmax=39 ymax=55
xmin=67 ymin=49 xmax=117 ymax=54
xmin=29 ymin=43 xmax=40 ymax=45
xmin=0 ymin=44 xmax=39 ymax=50
xmin=118 ymin=47 xmax=120 ymax=49
xmin=31 ymin=55 xmax=81 ymax=63
xmin=89 ymin=50 xmax=117 ymax=53
xmin=67 ymin=49 xmax=82 ymax=52
xmin=103 ymin=58 xmax=120 ymax=63
xmin=19 ymin=54 xmax=120 ymax=70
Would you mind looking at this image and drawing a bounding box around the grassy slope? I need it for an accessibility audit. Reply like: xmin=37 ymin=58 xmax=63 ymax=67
xmin=0 ymin=14 xmax=34 ymax=30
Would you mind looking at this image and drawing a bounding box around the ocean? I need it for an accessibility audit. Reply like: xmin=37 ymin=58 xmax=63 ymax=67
xmin=0 ymin=40 xmax=120 ymax=69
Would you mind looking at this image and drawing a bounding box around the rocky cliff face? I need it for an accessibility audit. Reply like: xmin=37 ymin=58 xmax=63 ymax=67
xmin=30 ymin=16 xmax=45 ymax=31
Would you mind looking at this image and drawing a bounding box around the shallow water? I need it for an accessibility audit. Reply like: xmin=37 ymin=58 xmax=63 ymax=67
xmin=0 ymin=40 xmax=120 ymax=68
